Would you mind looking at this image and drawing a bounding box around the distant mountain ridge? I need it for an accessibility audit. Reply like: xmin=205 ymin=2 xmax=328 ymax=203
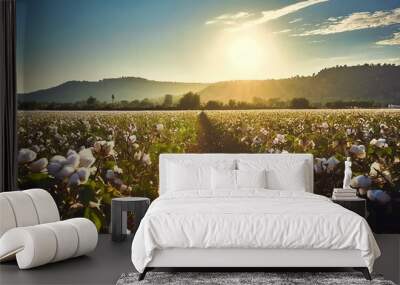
xmin=199 ymin=64 xmax=400 ymax=104
xmin=19 ymin=65 xmax=400 ymax=104
xmin=19 ymin=77 xmax=208 ymax=103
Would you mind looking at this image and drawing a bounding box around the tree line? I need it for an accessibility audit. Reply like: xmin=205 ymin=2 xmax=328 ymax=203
xmin=18 ymin=92 xmax=384 ymax=111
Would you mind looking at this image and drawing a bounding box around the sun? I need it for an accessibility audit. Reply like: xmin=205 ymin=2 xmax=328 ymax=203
xmin=228 ymin=36 xmax=263 ymax=71
xmin=220 ymin=30 xmax=275 ymax=79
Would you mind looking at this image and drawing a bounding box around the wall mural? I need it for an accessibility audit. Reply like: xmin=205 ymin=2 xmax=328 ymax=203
xmin=16 ymin=0 xmax=400 ymax=233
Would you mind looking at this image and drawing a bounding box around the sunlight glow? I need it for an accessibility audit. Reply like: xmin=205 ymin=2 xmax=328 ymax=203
xmin=228 ymin=36 xmax=263 ymax=72
xmin=216 ymin=29 xmax=279 ymax=79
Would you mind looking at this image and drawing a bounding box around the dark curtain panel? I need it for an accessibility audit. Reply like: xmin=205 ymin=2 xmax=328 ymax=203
xmin=0 ymin=0 xmax=17 ymax=192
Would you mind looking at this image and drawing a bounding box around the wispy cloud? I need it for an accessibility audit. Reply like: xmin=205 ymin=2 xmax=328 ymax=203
xmin=205 ymin=11 xmax=253 ymax=25
xmin=298 ymin=8 xmax=400 ymax=36
xmin=376 ymin=31 xmax=400 ymax=46
xmin=310 ymin=39 xmax=325 ymax=44
xmin=205 ymin=0 xmax=328 ymax=30
xmin=273 ymin=28 xmax=292 ymax=34
xmin=289 ymin=18 xmax=303 ymax=24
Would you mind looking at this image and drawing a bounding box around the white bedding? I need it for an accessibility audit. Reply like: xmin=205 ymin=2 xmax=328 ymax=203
xmin=131 ymin=190 xmax=380 ymax=273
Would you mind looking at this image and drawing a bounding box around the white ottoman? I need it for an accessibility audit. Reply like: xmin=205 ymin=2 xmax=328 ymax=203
xmin=0 ymin=189 xmax=98 ymax=269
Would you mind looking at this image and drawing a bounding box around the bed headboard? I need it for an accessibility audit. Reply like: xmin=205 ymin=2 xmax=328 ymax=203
xmin=159 ymin=153 xmax=314 ymax=195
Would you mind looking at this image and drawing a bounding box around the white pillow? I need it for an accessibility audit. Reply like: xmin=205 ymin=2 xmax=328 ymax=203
xmin=266 ymin=163 xmax=306 ymax=191
xmin=167 ymin=162 xmax=212 ymax=191
xmin=238 ymin=159 xmax=307 ymax=191
xmin=211 ymin=168 xmax=237 ymax=190
xmin=236 ymin=169 xmax=267 ymax=189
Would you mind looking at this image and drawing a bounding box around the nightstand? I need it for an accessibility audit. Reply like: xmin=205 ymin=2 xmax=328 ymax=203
xmin=331 ymin=197 xmax=367 ymax=218
xmin=111 ymin=197 xmax=150 ymax=242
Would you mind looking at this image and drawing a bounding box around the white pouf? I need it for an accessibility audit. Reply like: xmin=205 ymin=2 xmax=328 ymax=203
xmin=0 ymin=189 xmax=98 ymax=269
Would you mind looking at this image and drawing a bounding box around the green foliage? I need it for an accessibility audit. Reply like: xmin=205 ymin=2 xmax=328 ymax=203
xmin=177 ymin=92 xmax=201 ymax=109
xmin=290 ymin=98 xmax=310 ymax=109
xmin=17 ymin=111 xmax=199 ymax=232
xmin=86 ymin=96 xmax=98 ymax=105
xmin=162 ymin=94 xmax=173 ymax=108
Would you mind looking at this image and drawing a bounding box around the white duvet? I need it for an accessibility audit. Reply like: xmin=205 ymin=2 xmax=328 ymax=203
xmin=131 ymin=190 xmax=380 ymax=273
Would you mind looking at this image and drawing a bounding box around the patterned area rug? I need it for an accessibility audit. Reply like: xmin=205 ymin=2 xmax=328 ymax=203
xmin=117 ymin=272 xmax=395 ymax=285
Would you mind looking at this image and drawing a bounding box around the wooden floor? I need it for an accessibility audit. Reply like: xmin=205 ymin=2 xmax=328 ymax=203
xmin=1 ymin=234 xmax=398 ymax=285
xmin=0 ymin=234 xmax=134 ymax=285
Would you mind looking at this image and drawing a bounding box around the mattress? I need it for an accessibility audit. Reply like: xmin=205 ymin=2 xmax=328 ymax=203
xmin=131 ymin=190 xmax=380 ymax=273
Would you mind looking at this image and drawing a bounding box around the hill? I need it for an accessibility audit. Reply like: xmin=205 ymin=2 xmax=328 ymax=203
xmin=199 ymin=64 xmax=400 ymax=104
xmin=19 ymin=77 xmax=208 ymax=103
xmin=19 ymin=64 xmax=400 ymax=104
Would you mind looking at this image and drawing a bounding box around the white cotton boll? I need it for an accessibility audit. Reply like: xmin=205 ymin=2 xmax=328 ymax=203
xmin=104 ymin=141 xmax=115 ymax=156
xmin=50 ymin=155 xmax=67 ymax=164
xmin=18 ymin=148 xmax=37 ymax=164
xmin=68 ymin=173 xmax=81 ymax=186
xmin=134 ymin=151 xmax=142 ymax=161
xmin=48 ymin=162 xmax=62 ymax=176
xmin=156 ymin=123 xmax=164 ymax=132
xmin=260 ymin=128 xmax=268 ymax=136
xmin=351 ymin=175 xmax=372 ymax=189
xmin=128 ymin=135 xmax=137 ymax=144
xmin=56 ymin=165 xmax=75 ymax=180
xmin=67 ymin=149 xmax=77 ymax=156
xmin=349 ymin=145 xmax=366 ymax=159
xmin=113 ymin=165 xmax=123 ymax=174
xmin=142 ymin=153 xmax=151 ymax=166
xmin=29 ymin=158 xmax=48 ymax=173
xmin=93 ymin=141 xmax=105 ymax=153
xmin=65 ymin=154 xmax=80 ymax=168
xmin=90 ymin=166 xmax=97 ymax=175
xmin=321 ymin=122 xmax=329 ymax=129
xmin=273 ymin=134 xmax=286 ymax=144
xmin=376 ymin=138 xmax=387 ymax=148
xmin=370 ymin=138 xmax=388 ymax=148
xmin=79 ymin=148 xmax=96 ymax=168
xmin=369 ymin=162 xmax=381 ymax=177
xmin=252 ymin=136 xmax=262 ymax=145
xmin=77 ymin=167 xmax=90 ymax=183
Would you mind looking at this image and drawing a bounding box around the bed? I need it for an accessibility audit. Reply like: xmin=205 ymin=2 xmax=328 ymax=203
xmin=131 ymin=153 xmax=380 ymax=280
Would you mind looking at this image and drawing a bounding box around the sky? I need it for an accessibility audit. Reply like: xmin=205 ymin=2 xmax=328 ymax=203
xmin=17 ymin=0 xmax=400 ymax=93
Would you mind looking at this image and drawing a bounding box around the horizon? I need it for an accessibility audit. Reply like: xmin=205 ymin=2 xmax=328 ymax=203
xmin=19 ymin=62 xmax=400 ymax=94
xmin=17 ymin=0 xmax=400 ymax=93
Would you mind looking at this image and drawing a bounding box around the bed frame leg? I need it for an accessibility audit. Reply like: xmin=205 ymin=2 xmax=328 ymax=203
xmin=354 ymin=267 xmax=371 ymax=280
xmin=138 ymin=268 xmax=148 ymax=281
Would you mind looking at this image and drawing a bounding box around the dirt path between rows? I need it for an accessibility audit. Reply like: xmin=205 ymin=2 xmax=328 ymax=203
xmin=193 ymin=112 xmax=248 ymax=153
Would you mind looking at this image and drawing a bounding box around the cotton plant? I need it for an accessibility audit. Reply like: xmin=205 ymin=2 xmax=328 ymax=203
xmin=46 ymin=148 xmax=96 ymax=186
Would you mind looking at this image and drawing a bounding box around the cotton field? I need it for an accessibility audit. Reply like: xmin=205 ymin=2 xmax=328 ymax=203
xmin=17 ymin=109 xmax=400 ymax=232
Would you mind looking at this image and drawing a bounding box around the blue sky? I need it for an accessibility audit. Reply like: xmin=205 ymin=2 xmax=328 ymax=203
xmin=17 ymin=0 xmax=400 ymax=93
